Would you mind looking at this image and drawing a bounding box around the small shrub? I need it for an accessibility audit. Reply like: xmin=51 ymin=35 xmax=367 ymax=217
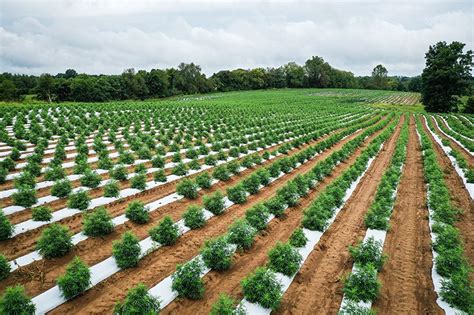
xmin=188 ymin=159 xmax=201 ymax=170
xmin=68 ymin=190 xmax=90 ymax=210
xmin=112 ymin=231 xmax=141 ymax=269
xmin=125 ymin=201 xmax=149 ymax=224
xmin=149 ymin=216 xmax=179 ymax=245
xmin=153 ymin=169 xmax=167 ymax=182
xmin=83 ymin=206 xmax=114 ymax=236
xmin=227 ymin=219 xmax=256 ymax=250
xmin=241 ymin=267 xmax=282 ymax=310
xmin=213 ymin=165 xmax=230 ymax=181
xmin=277 ymin=182 xmax=299 ymax=207
xmin=349 ymin=237 xmax=385 ymax=270
xmin=57 ymin=256 xmax=91 ymax=299
xmin=0 ymin=285 xmax=35 ymax=314
xmin=172 ymin=162 xmax=188 ymax=176
xmin=440 ymin=267 xmax=473 ymax=314
xmin=32 ymin=206 xmax=52 ymax=222
xmin=152 ymin=155 xmax=165 ymax=168
xmin=227 ymin=184 xmax=247 ymax=204
xmin=114 ymin=283 xmax=161 ymax=315
xmin=203 ymin=191 xmax=225 ymax=215
xmin=14 ymin=172 xmax=36 ymax=189
xmin=51 ymin=179 xmax=72 ymax=198
xmin=245 ymin=204 xmax=269 ymax=231
xmin=0 ymin=167 xmax=6 ymax=184
xmin=130 ymin=174 xmax=147 ymax=191
xmin=80 ymin=170 xmax=102 ymax=188
xmin=201 ymin=236 xmax=233 ymax=271
xmin=255 ymin=168 xmax=271 ymax=186
xmin=183 ymin=205 xmax=206 ymax=229
xmin=0 ymin=210 xmax=13 ymax=240
xmin=103 ymin=180 xmax=120 ymax=198
xmin=264 ymin=196 xmax=286 ymax=217
xmin=210 ymin=293 xmax=246 ymax=315
xmin=289 ymin=228 xmax=308 ymax=248
xmin=176 ymin=179 xmax=198 ymax=199
xmin=36 ymin=224 xmax=73 ymax=259
xmin=242 ymin=174 xmax=261 ymax=195
xmin=12 ymin=187 xmax=37 ymax=207
xmin=343 ymin=264 xmax=380 ymax=302
xmin=195 ymin=172 xmax=212 ymax=189
xmin=0 ymin=254 xmax=11 ymax=280
xmin=44 ymin=166 xmax=65 ymax=181
xmin=268 ymin=242 xmax=302 ymax=276
xmin=172 ymin=259 xmax=205 ymax=300
xmin=112 ymin=165 xmax=128 ymax=181
xmin=134 ymin=163 xmax=147 ymax=174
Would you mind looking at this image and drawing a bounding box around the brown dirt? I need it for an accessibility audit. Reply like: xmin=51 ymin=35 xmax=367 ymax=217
xmin=0 ymin=121 xmax=380 ymax=298
xmin=421 ymin=117 xmax=474 ymax=275
xmin=372 ymin=115 xmax=442 ymax=314
xmin=274 ymin=117 xmax=403 ymax=315
xmin=159 ymin=117 xmax=401 ymax=315
xmin=1 ymin=131 xmax=339 ymax=258
xmin=46 ymin=118 xmax=392 ymax=314
xmin=430 ymin=116 xmax=474 ymax=167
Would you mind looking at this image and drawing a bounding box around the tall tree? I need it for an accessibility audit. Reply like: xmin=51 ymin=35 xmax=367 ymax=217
xmin=0 ymin=79 xmax=21 ymax=101
xmin=36 ymin=73 xmax=54 ymax=102
xmin=421 ymin=41 xmax=473 ymax=112
xmin=304 ymin=56 xmax=332 ymax=88
xmin=371 ymin=64 xmax=388 ymax=89
xmin=283 ymin=62 xmax=305 ymax=88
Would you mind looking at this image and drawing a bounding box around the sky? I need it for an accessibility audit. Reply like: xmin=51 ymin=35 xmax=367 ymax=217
xmin=0 ymin=0 xmax=472 ymax=77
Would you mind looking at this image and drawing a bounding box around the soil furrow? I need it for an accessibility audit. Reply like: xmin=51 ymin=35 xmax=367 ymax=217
xmin=46 ymin=119 xmax=392 ymax=314
xmin=372 ymin=115 xmax=442 ymax=314
xmin=274 ymin=116 xmax=402 ymax=315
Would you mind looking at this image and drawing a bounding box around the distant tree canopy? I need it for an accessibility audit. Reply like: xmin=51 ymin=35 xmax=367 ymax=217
xmin=0 ymin=56 xmax=423 ymax=103
xmin=421 ymin=41 xmax=473 ymax=112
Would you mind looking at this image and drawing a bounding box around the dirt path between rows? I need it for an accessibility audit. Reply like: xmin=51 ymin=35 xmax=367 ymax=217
xmin=421 ymin=117 xmax=474 ymax=277
xmin=2 ymin=121 xmax=379 ymax=298
xmin=47 ymin=119 xmax=393 ymax=314
xmin=373 ymin=115 xmax=442 ymax=314
xmin=275 ymin=117 xmax=402 ymax=315
xmin=430 ymin=116 xmax=474 ymax=167
xmin=159 ymin=117 xmax=401 ymax=315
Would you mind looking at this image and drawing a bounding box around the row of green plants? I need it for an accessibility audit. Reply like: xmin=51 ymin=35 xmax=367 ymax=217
xmin=432 ymin=115 xmax=474 ymax=152
xmin=416 ymin=115 xmax=473 ymax=314
xmin=425 ymin=115 xmax=474 ymax=184
xmin=0 ymin=110 xmax=383 ymax=312
xmin=364 ymin=117 xmax=409 ymax=230
xmin=442 ymin=114 xmax=474 ymax=139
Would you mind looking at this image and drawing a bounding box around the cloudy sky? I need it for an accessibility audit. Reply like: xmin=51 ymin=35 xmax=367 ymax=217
xmin=0 ymin=0 xmax=472 ymax=77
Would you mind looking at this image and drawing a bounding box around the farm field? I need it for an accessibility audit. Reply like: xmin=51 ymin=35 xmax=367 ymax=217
xmin=0 ymin=89 xmax=472 ymax=314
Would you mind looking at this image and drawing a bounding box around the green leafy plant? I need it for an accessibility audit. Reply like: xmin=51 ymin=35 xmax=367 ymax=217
xmin=36 ymin=223 xmax=73 ymax=259
xmin=210 ymin=294 xmax=246 ymax=315
xmin=153 ymin=169 xmax=167 ymax=182
xmin=176 ymin=179 xmax=198 ymax=199
xmin=227 ymin=219 xmax=256 ymax=250
xmin=103 ymin=180 xmax=120 ymax=198
xmin=68 ymin=189 xmax=90 ymax=210
xmin=149 ymin=216 xmax=179 ymax=246
xmin=112 ymin=231 xmax=141 ymax=269
xmin=0 ymin=210 xmax=14 ymax=240
xmin=289 ymin=228 xmax=308 ymax=248
xmin=114 ymin=283 xmax=161 ymax=315
xmin=242 ymin=173 xmax=261 ymax=195
xmin=32 ymin=206 xmax=53 ymax=221
xmin=349 ymin=237 xmax=385 ymax=271
xmin=12 ymin=186 xmax=37 ymax=207
xmin=51 ymin=179 xmax=73 ymax=198
xmin=130 ymin=173 xmax=147 ymax=191
xmin=241 ymin=267 xmax=282 ymax=310
xmin=245 ymin=204 xmax=269 ymax=231
xmin=201 ymin=236 xmax=233 ymax=271
xmin=83 ymin=206 xmax=114 ymax=236
xmin=268 ymin=242 xmax=302 ymax=276
xmin=183 ymin=205 xmax=206 ymax=229
xmin=343 ymin=264 xmax=380 ymax=302
xmin=57 ymin=256 xmax=91 ymax=299
xmin=263 ymin=196 xmax=286 ymax=217
xmin=195 ymin=172 xmax=212 ymax=189
xmin=0 ymin=285 xmax=35 ymax=315
xmin=203 ymin=191 xmax=225 ymax=215
xmin=172 ymin=259 xmax=205 ymax=300
xmin=80 ymin=170 xmax=102 ymax=188
xmin=212 ymin=165 xmax=230 ymax=181
xmin=125 ymin=201 xmax=149 ymax=224
xmin=0 ymin=254 xmax=11 ymax=280
xmin=227 ymin=184 xmax=247 ymax=204
xmin=112 ymin=165 xmax=128 ymax=181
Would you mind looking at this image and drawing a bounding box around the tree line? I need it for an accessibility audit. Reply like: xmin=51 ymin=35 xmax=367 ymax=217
xmin=0 ymin=56 xmax=421 ymax=103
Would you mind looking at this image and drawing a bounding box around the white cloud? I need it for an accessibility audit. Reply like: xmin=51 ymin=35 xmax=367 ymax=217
xmin=0 ymin=0 xmax=472 ymax=76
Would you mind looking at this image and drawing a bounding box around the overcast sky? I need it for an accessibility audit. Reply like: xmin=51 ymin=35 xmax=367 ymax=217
xmin=0 ymin=0 xmax=472 ymax=77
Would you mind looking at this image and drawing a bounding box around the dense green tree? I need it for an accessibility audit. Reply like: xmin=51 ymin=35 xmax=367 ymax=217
xmin=421 ymin=41 xmax=473 ymax=112
xmin=371 ymin=64 xmax=389 ymax=90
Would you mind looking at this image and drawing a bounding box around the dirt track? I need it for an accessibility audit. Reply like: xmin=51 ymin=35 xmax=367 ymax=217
xmin=272 ymin=116 xmax=402 ymax=314
xmin=373 ymin=115 xmax=442 ymax=314
xmin=47 ymin=119 xmax=393 ymax=314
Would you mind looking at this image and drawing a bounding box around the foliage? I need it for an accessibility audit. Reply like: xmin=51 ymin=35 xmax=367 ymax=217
xmin=68 ymin=189 xmax=90 ymax=210
xmin=183 ymin=205 xmax=206 ymax=229
xmin=125 ymin=201 xmax=149 ymax=224
xmin=227 ymin=219 xmax=256 ymax=250
xmin=149 ymin=216 xmax=179 ymax=245
xmin=32 ymin=206 xmax=53 ymax=221
xmin=130 ymin=173 xmax=147 ymax=190
xmin=57 ymin=256 xmax=91 ymax=299
xmin=343 ymin=264 xmax=380 ymax=302
xmin=0 ymin=210 xmax=14 ymax=240
xmin=289 ymin=228 xmax=308 ymax=248
xmin=83 ymin=206 xmax=114 ymax=236
xmin=0 ymin=254 xmax=11 ymax=281
xmin=245 ymin=204 xmax=269 ymax=231
xmin=171 ymin=259 xmax=205 ymax=300
xmin=201 ymin=236 xmax=233 ymax=271
xmin=348 ymin=237 xmax=386 ymax=271
xmin=268 ymin=242 xmax=302 ymax=276
xmin=12 ymin=186 xmax=37 ymax=207
xmin=241 ymin=267 xmax=282 ymax=310
xmin=36 ymin=223 xmax=73 ymax=259
xmin=203 ymin=191 xmax=226 ymax=215
xmin=226 ymin=184 xmax=247 ymax=204
xmin=112 ymin=231 xmax=141 ymax=269
xmin=195 ymin=172 xmax=212 ymax=189
xmin=114 ymin=283 xmax=161 ymax=315
xmin=210 ymin=294 xmax=246 ymax=315
xmin=0 ymin=285 xmax=35 ymax=315
xmin=176 ymin=179 xmax=198 ymax=199
xmin=103 ymin=180 xmax=120 ymax=197
xmin=51 ymin=179 xmax=72 ymax=198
